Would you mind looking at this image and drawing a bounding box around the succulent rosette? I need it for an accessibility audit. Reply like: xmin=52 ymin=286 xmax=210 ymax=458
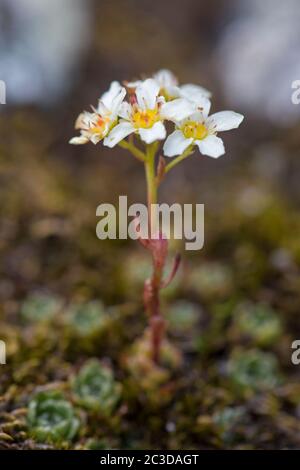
xmin=71 ymin=359 xmax=121 ymax=415
xmin=27 ymin=391 xmax=80 ymax=444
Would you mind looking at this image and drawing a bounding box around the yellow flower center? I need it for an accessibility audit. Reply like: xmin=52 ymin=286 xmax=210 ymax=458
xmin=132 ymin=108 xmax=159 ymax=129
xmin=91 ymin=116 xmax=109 ymax=135
xmin=182 ymin=121 xmax=208 ymax=140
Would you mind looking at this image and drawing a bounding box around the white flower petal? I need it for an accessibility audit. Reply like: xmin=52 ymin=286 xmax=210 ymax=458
xmin=196 ymin=135 xmax=225 ymax=158
xmin=136 ymin=78 xmax=160 ymax=110
xmin=98 ymin=84 xmax=126 ymax=118
xmin=195 ymin=97 xmax=211 ymax=118
xmin=69 ymin=135 xmax=89 ymax=145
xmin=179 ymin=87 xmax=211 ymax=118
xmin=126 ymin=80 xmax=142 ymax=89
xmin=103 ymin=122 xmax=135 ymax=148
xmin=181 ymin=111 xmax=205 ymax=125
xmin=75 ymin=113 xmax=86 ymax=129
xmin=138 ymin=121 xmax=166 ymax=144
xmin=118 ymin=101 xmax=132 ymax=120
xmin=75 ymin=112 xmax=96 ymax=130
xmin=100 ymin=81 xmax=122 ymax=109
xmin=163 ymin=130 xmax=193 ymax=157
xmin=90 ymin=133 xmax=103 ymax=145
xmin=97 ymin=101 xmax=109 ymax=117
xmin=153 ymin=69 xmax=178 ymax=88
xmin=110 ymin=87 xmax=126 ymax=116
xmin=161 ymin=98 xmax=196 ymax=122
xmin=206 ymin=111 xmax=244 ymax=132
xmin=164 ymin=85 xmax=181 ymax=99
xmin=180 ymin=83 xmax=212 ymax=100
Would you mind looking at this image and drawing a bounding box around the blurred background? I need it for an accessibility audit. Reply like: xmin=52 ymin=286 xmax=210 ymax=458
xmin=1 ymin=0 xmax=300 ymax=450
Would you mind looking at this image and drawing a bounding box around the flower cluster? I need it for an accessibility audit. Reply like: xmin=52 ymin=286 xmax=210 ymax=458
xmin=70 ymin=69 xmax=244 ymax=159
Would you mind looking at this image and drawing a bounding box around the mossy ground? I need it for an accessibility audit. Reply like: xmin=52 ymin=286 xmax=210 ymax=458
xmin=1 ymin=119 xmax=300 ymax=449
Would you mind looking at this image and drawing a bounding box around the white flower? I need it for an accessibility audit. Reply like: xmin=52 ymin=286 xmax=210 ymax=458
xmin=126 ymin=69 xmax=179 ymax=100
xmin=152 ymin=69 xmax=179 ymax=100
xmin=155 ymin=70 xmax=212 ymax=106
xmin=179 ymin=83 xmax=211 ymax=103
xmin=104 ymin=78 xmax=196 ymax=147
xmin=163 ymin=109 xmax=244 ymax=159
xmin=69 ymin=81 xmax=126 ymax=145
xmin=127 ymin=69 xmax=211 ymax=104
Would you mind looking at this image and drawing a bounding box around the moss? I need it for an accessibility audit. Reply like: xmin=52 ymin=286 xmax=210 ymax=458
xmin=1 ymin=105 xmax=300 ymax=449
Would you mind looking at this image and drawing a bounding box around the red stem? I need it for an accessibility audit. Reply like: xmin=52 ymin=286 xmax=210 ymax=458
xmin=144 ymin=255 xmax=165 ymax=364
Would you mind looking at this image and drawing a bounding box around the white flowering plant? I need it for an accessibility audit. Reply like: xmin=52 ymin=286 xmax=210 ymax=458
xmin=70 ymin=69 xmax=244 ymax=364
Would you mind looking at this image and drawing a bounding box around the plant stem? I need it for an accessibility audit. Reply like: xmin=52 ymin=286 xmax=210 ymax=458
xmin=118 ymin=140 xmax=146 ymax=162
xmin=164 ymin=145 xmax=194 ymax=174
xmin=144 ymin=143 xmax=165 ymax=364
xmin=145 ymin=143 xmax=158 ymax=229
xmin=122 ymin=139 xmax=194 ymax=365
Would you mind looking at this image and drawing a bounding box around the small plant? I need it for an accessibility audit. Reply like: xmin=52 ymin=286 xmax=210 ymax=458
xmin=212 ymin=406 xmax=246 ymax=444
xmin=65 ymin=300 xmax=110 ymax=338
xmin=70 ymin=69 xmax=243 ymax=363
xmin=234 ymin=302 xmax=282 ymax=346
xmin=71 ymin=359 xmax=121 ymax=415
xmin=166 ymin=300 xmax=200 ymax=333
xmin=123 ymin=328 xmax=182 ymax=395
xmin=189 ymin=262 xmax=233 ymax=300
xmin=125 ymin=252 xmax=182 ymax=300
xmin=227 ymin=349 xmax=281 ymax=394
xmin=27 ymin=391 xmax=80 ymax=444
xmin=21 ymin=292 xmax=62 ymax=323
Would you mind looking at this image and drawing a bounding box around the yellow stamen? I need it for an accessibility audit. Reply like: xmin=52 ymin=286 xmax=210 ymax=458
xmin=182 ymin=121 xmax=208 ymax=140
xmin=132 ymin=108 xmax=159 ymax=129
xmin=91 ymin=116 xmax=109 ymax=135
